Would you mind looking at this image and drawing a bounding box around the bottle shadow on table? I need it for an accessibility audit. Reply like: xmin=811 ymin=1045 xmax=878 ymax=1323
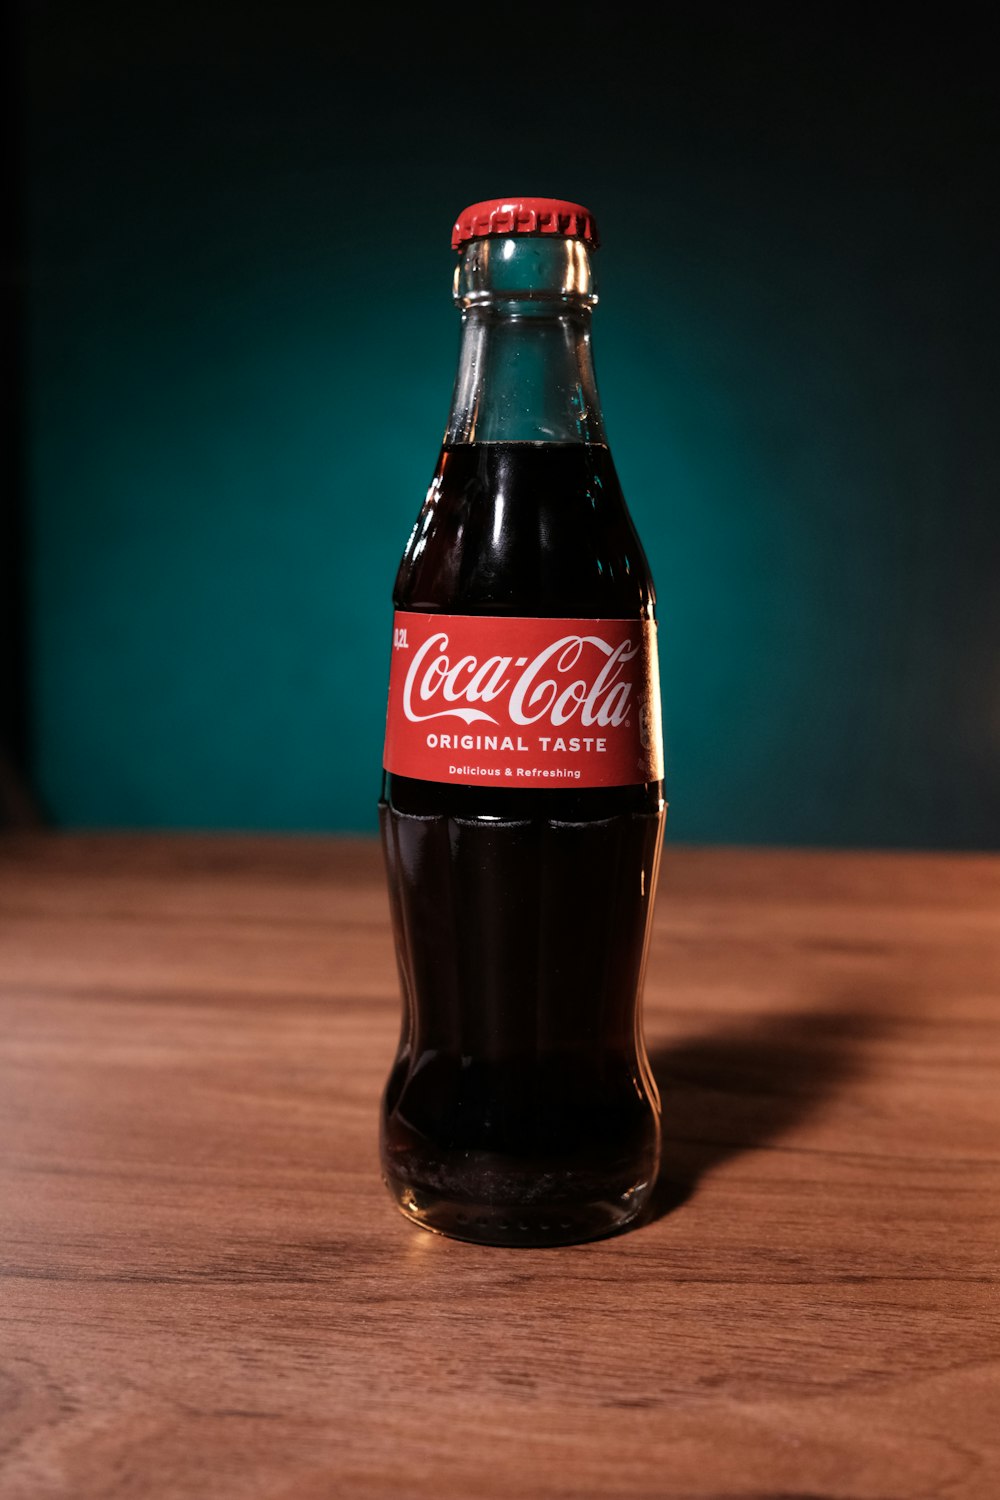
xmin=645 ymin=997 xmax=886 ymax=1222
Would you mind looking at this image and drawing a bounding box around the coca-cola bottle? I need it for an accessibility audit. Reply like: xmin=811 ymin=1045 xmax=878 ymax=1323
xmin=379 ymin=197 xmax=665 ymax=1247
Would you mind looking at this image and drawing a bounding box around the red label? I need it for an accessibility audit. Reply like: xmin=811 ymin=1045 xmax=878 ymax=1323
xmin=383 ymin=612 xmax=663 ymax=788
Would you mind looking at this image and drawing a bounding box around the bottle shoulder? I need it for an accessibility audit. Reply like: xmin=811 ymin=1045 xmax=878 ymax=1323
xmin=394 ymin=442 xmax=655 ymax=619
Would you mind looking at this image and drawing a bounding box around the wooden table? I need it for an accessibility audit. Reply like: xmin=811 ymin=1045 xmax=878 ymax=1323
xmin=1 ymin=835 xmax=998 ymax=1499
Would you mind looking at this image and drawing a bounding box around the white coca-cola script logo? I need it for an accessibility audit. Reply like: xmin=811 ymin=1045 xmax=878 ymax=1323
xmin=402 ymin=633 xmax=637 ymax=728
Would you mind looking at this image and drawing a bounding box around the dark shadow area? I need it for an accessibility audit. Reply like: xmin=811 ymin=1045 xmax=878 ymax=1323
xmin=646 ymin=1000 xmax=886 ymax=1221
xmin=1 ymin=1 xmax=40 ymax=828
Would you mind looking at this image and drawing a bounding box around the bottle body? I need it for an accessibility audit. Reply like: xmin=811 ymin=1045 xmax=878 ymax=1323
xmin=380 ymin=443 xmax=664 ymax=1245
xmin=379 ymin=206 xmax=665 ymax=1246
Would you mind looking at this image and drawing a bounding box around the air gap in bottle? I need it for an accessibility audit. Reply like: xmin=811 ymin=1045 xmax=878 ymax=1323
xmin=379 ymin=197 xmax=665 ymax=1247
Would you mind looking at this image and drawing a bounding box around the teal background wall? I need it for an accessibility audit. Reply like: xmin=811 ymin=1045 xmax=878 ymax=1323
xmin=18 ymin=7 xmax=1000 ymax=845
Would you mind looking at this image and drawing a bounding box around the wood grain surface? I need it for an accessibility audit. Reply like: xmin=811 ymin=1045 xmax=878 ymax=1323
xmin=1 ymin=834 xmax=998 ymax=1499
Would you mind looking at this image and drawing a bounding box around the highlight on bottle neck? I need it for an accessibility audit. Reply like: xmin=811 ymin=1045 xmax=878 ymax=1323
xmin=445 ymin=234 xmax=604 ymax=446
xmin=453 ymin=235 xmax=597 ymax=310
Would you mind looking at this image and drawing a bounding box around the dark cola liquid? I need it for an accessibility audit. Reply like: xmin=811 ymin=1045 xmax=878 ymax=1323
xmin=380 ymin=442 xmax=664 ymax=1246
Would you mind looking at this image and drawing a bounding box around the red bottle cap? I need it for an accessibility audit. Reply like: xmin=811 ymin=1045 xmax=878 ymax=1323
xmin=451 ymin=197 xmax=599 ymax=251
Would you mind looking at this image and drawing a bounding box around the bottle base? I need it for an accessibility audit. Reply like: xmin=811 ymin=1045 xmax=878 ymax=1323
xmin=383 ymin=1174 xmax=654 ymax=1248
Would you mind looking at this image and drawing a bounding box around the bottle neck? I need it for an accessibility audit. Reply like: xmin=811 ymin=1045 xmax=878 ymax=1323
xmin=444 ymin=236 xmax=606 ymax=446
